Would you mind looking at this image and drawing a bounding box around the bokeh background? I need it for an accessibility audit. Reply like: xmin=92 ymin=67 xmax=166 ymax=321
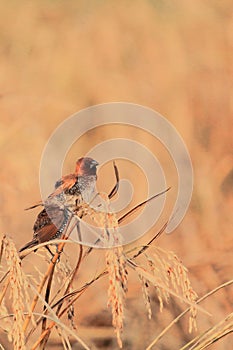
xmin=0 ymin=1 xmax=232 ymax=349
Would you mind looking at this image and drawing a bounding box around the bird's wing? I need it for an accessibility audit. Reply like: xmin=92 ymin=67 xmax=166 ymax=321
xmin=33 ymin=205 xmax=67 ymax=233
xmin=25 ymin=174 xmax=77 ymax=210
xmin=19 ymin=220 xmax=61 ymax=253
xmin=33 ymin=208 xmax=52 ymax=232
xmin=33 ymin=222 xmax=60 ymax=243
xmin=50 ymin=174 xmax=77 ymax=197
xmin=19 ymin=207 xmax=63 ymax=252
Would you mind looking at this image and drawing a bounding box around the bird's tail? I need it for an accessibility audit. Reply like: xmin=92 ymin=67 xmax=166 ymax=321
xmin=25 ymin=201 xmax=43 ymax=210
xmin=19 ymin=238 xmax=39 ymax=253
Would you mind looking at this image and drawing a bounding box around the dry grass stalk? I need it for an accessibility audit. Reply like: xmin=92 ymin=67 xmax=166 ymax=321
xmin=146 ymin=253 xmax=169 ymax=312
xmin=145 ymin=247 xmax=198 ymax=332
xmin=55 ymin=256 xmax=72 ymax=288
xmin=0 ymin=199 xmax=202 ymax=349
xmin=90 ymin=198 xmax=128 ymax=348
xmin=54 ymin=244 xmax=83 ymax=335
xmin=85 ymin=199 xmax=199 ymax=347
xmin=30 ymin=312 xmax=91 ymax=350
xmin=57 ymin=326 xmax=72 ymax=350
xmin=130 ymin=261 xmax=206 ymax=316
xmin=146 ymin=279 xmax=233 ymax=350
xmin=138 ymin=274 xmax=152 ymax=319
xmin=28 ymin=281 xmax=90 ymax=350
xmin=0 ymin=234 xmax=31 ymax=350
xmin=23 ymin=214 xmax=75 ymax=334
xmin=54 ymin=257 xmax=77 ymax=329
xmin=184 ymin=312 xmax=233 ymax=350
xmin=88 ymin=194 xmax=119 ymax=246
xmin=106 ymin=246 xmax=127 ymax=348
xmin=0 ymin=295 xmax=12 ymax=340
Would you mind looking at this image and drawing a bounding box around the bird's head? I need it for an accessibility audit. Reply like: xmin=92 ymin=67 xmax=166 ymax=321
xmin=75 ymin=157 xmax=99 ymax=176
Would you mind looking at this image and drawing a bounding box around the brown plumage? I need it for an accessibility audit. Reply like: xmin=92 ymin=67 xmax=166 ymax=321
xmin=19 ymin=157 xmax=98 ymax=253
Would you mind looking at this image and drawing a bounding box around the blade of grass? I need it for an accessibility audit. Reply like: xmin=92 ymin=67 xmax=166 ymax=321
xmin=146 ymin=279 xmax=233 ymax=350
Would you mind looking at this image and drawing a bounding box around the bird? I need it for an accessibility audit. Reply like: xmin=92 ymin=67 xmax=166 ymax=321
xmin=19 ymin=157 xmax=99 ymax=253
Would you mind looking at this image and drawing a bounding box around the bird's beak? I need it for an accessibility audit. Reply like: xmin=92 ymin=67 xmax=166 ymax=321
xmin=90 ymin=160 xmax=99 ymax=168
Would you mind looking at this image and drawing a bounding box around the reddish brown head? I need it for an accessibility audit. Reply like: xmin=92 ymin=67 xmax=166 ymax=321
xmin=75 ymin=157 xmax=99 ymax=176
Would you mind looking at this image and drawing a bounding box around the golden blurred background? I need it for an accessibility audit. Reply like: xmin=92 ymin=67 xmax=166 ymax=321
xmin=0 ymin=1 xmax=232 ymax=349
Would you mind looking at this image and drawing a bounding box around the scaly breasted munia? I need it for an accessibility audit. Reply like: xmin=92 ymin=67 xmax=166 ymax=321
xmin=19 ymin=157 xmax=98 ymax=253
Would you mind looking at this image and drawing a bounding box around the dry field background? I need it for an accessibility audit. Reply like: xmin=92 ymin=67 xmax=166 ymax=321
xmin=0 ymin=1 xmax=232 ymax=349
